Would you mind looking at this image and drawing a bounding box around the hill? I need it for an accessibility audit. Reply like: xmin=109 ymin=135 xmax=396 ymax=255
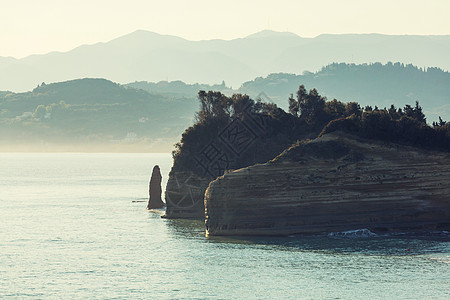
xmin=0 ymin=78 xmax=197 ymax=151
xmin=125 ymin=80 xmax=234 ymax=98
xmin=1 ymin=62 xmax=449 ymax=151
xmin=1 ymin=30 xmax=449 ymax=92
xmin=239 ymin=62 xmax=450 ymax=122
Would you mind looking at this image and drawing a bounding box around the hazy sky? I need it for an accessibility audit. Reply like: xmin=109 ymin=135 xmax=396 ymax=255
xmin=1 ymin=0 xmax=449 ymax=58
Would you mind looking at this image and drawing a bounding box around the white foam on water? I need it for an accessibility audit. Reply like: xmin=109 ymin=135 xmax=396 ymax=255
xmin=328 ymin=228 xmax=377 ymax=238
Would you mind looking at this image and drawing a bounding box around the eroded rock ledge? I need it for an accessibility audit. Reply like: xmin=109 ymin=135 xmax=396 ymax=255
xmin=205 ymin=132 xmax=450 ymax=236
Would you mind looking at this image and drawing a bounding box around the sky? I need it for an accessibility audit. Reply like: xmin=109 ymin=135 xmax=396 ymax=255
xmin=1 ymin=0 xmax=449 ymax=58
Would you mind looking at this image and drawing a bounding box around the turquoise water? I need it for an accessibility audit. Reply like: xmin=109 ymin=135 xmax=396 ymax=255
xmin=0 ymin=153 xmax=449 ymax=299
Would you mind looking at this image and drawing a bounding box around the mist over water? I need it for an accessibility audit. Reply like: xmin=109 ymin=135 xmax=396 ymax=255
xmin=1 ymin=153 xmax=449 ymax=299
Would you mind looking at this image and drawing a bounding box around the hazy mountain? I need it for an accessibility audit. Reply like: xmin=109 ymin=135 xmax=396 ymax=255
xmin=0 ymin=78 xmax=197 ymax=151
xmin=125 ymin=80 xmax=234 ymax=98
xmin=239 ymin=62 xmax=450 ymax=122
xmin=1 ymin=62 xmax=449 ymax=151
xmin=1 ymin=30 xmax=449 ymax=92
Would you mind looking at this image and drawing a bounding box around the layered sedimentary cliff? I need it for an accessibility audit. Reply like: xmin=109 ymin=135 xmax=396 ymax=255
xmin=163 ymin=171 xmax=211 ymax=218
xmin=205 ymin=132 xmax=450 ymax=236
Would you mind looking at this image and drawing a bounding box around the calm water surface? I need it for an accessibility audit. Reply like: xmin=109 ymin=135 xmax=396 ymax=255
xmin=0 ymin=153 xmax=449 ymax=299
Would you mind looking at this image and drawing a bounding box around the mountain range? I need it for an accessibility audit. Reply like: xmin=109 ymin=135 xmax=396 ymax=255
xmin=1 ymin=30 xmax=449 ymax=92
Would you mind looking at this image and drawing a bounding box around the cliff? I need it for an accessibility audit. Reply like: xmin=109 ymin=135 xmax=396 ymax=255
xmin=162 ymin=94 xmax=308 ymax=219
xmin=163 ymin=171 xmax=212 ymax=218
xmin=205 ymin=132 xmax=450 ymax=236
xmin=163 ymin=87 xmax=449 ymax=220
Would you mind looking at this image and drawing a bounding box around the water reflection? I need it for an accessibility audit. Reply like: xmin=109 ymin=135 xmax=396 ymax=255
xmin=163 ymin=217 xmax=205 ymax=239
xmin=154 ymin=206 xmax=449 ymax=257
xmin=219 ymin=234 xmax=450 ymax=257
xmin=165 ymin=219 xmax=449 ymax=256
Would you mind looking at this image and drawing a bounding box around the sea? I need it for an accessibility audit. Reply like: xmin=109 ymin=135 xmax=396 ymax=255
xmin=0 ymin=153 xmax=449 ymax=299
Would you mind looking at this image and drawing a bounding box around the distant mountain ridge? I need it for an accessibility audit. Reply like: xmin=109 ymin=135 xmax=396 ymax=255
xmin=1 ymin=30 xmax=449 ymax=92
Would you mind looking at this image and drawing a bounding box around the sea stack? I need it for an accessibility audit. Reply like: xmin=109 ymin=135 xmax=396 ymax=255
xmin=147 ymin=165 xmax=165 ymax=209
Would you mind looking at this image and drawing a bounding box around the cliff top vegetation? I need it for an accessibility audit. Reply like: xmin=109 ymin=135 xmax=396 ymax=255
xmin=172 ymin=85 xmax=449 ymax=177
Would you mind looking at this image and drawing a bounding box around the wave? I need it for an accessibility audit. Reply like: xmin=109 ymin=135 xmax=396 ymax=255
xmin=328 ymin=228 xmax=377 ymax=238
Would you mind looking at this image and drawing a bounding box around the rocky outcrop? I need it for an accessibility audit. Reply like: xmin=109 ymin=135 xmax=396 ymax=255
xmin=162 ymin=171 xmax=211 ymax=218
xmin=205 ymin=132 xmax=450 ymax=236
xmin=147 ymin=165 xmax=165 ymax=209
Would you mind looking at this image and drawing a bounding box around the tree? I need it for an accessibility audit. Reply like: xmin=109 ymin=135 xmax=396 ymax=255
xmin=388 ymin=104 xmax=402 ymax=120
xmin=231 ymin=93 xmax=253 ymax=117
xmin=298 ymin=87 xmax=326 ymax=124
xmin=288 ymin=93 xmax=299 ymax=117
xmin=433 ymin=116 xmax=447 ymax=128
xmin=413 ymin=101 xmax=426 ymax=124
xmin=325 ymin=99 xmax=346 ymax=119
xmin=403 ymin=101 xmax=426 ymax=124
xmin=196 ymin=91 xmax=230 ymax=122
xmin=296 ymin=84 xmax=307 ymax=113
xmin=344 ymin=102 xmax=361 ymax=117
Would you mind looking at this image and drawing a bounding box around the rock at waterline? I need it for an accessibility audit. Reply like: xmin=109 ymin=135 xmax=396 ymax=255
xmin=147 ymin=165 xmax=165 ymax=209
xmin=205 ymin=132 xmax=450 ymax=236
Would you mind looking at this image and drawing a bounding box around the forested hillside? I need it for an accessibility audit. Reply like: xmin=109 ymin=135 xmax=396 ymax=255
xmin=239 ymin=62 xmax=450 ymax=121
xmin=0 ymin=78 xmax=197 ymax=151
xmin=1 ymin=62 xmax=448 ymax=151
